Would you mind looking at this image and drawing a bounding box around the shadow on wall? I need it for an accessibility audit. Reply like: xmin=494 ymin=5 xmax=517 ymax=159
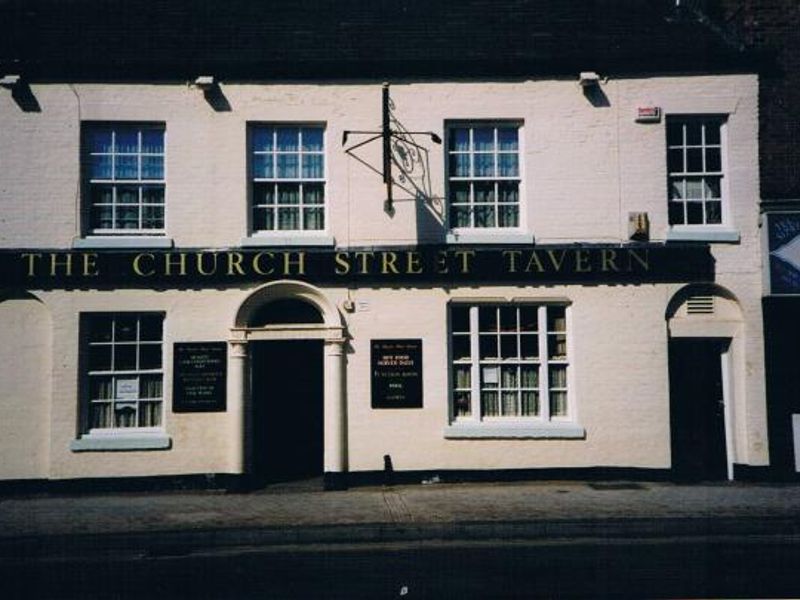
xmin=11 ymin=83 xmax=41 ymax=112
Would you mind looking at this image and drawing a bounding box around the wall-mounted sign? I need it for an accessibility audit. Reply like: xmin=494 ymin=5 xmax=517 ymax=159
xmin=173 ymin=342 xmax=227 ymax=413
xmin=635 ymin=106 xmax=662 ymax=123
xmin=0 ymin=243 xmax=714 ymax=289
xmin=767 ymin=212 xmax=800 ymax=295
xmin=371 ymin=339 xmax=423 ymax=409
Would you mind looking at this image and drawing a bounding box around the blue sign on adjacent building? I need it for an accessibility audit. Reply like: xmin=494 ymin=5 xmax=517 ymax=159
xmin=769 ymin=213 xmax=800 ymax=295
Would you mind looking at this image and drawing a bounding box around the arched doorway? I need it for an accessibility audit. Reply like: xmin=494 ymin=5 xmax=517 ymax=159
xmin=666 ymin=284 xmax=743 ymax=481
xmin=231 ymin=281 xmax=347 ymax=489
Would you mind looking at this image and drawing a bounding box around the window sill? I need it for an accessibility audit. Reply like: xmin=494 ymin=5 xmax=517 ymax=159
xmin=70 ymin=431 xmax=172 ymax=452
xmin=443 ymin=422 xmax=585 ymax=440
xmin=73 ymin=236 xmax=174 ymax=249
xmin=241 ymin=234 xmax=335 ymax=248
xmin=446 ymin=231 xmax=535 ymax=245
xmin=665 ymin=228 xmax=740 ymax=243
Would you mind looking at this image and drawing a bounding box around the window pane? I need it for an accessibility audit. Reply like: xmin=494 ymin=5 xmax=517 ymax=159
xmin=704 ymin=177 xmax=721 ymax=199
xmin=140 ymin=374 xmax=163 ymax=398
xmin=686 ymin=122 xmax=702 ymax=145
xmin=669 ymin=179 xmax=684 ymax=200
xmin=253 ymin=182 xmax=275 ymax=205
xmin=497 ymin=153 xmax=518 ymax=177
xmin=91 ymin=154 xmax=112 ymax=179
xmin=141 ymin=156 xmax=164 ymax=180
xmin=90 ymin=402 xmax=112 ymax=429
xmin=302 ymin=154 xmax=324 ymax=179
xmin=705 ymin=123 xmax=721 ymax=144
xmin=252 ymin=127 xmax=274 ymax=152
xmin=666 ymin=121 xmax=683 ymax=146
xmin=451 ymin=306 xmax=470 ymax=332
xmin=685 ymin=178 xmax=703 ymax=199
xmin=686 ymin=148 xmax=703 ymax=172
xmin=548 ymin=334 xmax=567 ymax=359
xmin=499 ymin=306 xmax=516 ymax=331
xmin=686 ymin=201 xmax=703 ymax=224
xmin=498 ymin=181 xmax=518 ymax=203
xmin=276 ymin=154 xmax=299 ymax=178
xmin=141 ymin=130 xmax=164 ymax=154
xmin=454 ymin=392 xmax=471 ymax=417
xmin=301 ymin=128 xmax=323 ymax=151
xmin=497 ymin=128 xmax=518 ymax=151
xmin=550 ymin=392 xmax=568 ymax=417
xmin=90 ymin=205 xmax=114 ymax=230
xmin=115 ymin=316 xmax=137 ymax=341
xmin=548 ymin=306 xmax=566 ymax=331
xmin=141 ymin=205 xmax=164 ymax=229
xmin=449 ymin=181 xmax=470 ymax=205
xmin=114 ymin=344 xmax=137 ymax=371
xmin=141 ymin=185 xmax=165 ymax=205
xmin=705 ymin=201 xmax=722 ymax=225
xmin=474 ymin=153 xmax=494 ymax=177
xmin=669 ymin=201 xmax=685 ymax=225
xmin=453 ymin=365 xmax=471 ymax=389
xmin=253 ymin=154 xmax=273 ymax=179
xmin=90 ymin=378 xmax=114 ymax=400
xmin=481 ymin=391 xmax=499 ymax=416
xmin=450 ymin=205 xmax=471 ymax=228
xmin=277 ymin=184 xmax=300 ymax=204
xmin=520 ymin=365 xmax=539 ymax=388
xmin=550 ymin=365 xmax=567 ymax=388
xmin=482 ymin=365 xmax=499 ymax=388
xmin=479 ymin=334 xmax=498 ymax=359
xmin=139 ymin=344 xmax=162 ymax=370
xmin=448 ymin=128 xmax=469 ymax=152
xmin=116 ymin=205 xmax=140 ymax=229
xmin=502 ymin=391 xmax=518 ymax=416
xmin=115 ymin=155 xmax=138 ymax=180
xmin=520 ymin=334 xmax=538 ymax=359
xmin=90 ymin=130 xmax=113 ymax=153
xmin=88 ymin=315 xmax=114 ymax=342
xmin=88 ymin=344 xmax=112 ymax=371
xmin=139 ymin=401 xmax=162 ymax=427
xmin=449 ymin=153 xmax=470 ymax=177
xmin=114 ymin=403 xmax=137 ymax=428
xmin=521 ymin=391 xmax=539 ymax=416
xmin=498 ymin=205 xmax=519 ymax=228
xmin=500 ymin=334 xmax=517 ymax=359
xmin=303 ymin=207 xmax=324 ymax=230
xmin=479 ymin=307 xmax=497 ymax=332
xmin=277 ymin=207 xmax=300 ymax=230
xmin=473 ymin=128 xmax=494 ymax=151
xmin=474 ymin=205 xmax=495 ymax=228
xmin=116 ymin=186 xmax=138 ymax=204
xmin=501 ymin=365 xmax=518 ymax=387
xmin=115 ymin=130 xmax=138 ymax=153
xmin=452 ymin=334 xmax=471 ymax=360
xmin=706 ymin=147 xmax=721 ymax=172
xmin=253 ymin=207 xmax=274 ymax=231
xmin=667 ymin=149 xmax=684 ymax=173
xmin=276 ymin=127 xmax=299 ymax=151
xmin=519 ymin=307 xmax=537 ymax=331
xmin=139 ymin=315 xmax=162 ymax=341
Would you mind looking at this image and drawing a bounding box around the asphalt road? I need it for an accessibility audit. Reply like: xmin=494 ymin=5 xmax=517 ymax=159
xmin=4 ymin=534 xmax=800 ymax=599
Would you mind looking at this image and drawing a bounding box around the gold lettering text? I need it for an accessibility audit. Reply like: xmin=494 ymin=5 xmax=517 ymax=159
xmin=454 ymin=250 xmax=475 ymax=274
xmin=405 ymin=251 xmax=423 ymax=274
xmin=82 ymin=253 xmax=99 ymax=277
xmin=435 ymin=250 xmax=449 ymax=274
xmin=574 ymin=250 xmax=592 ymax=273
xmin=132 ymin=253 xmax=155 ymax=276
xmin=49 ymin=253 xmax=73 ymax=276
xmin=283 ymin=252 xmax=306 ymax=275
xmin=546 ymin=250 xmax=567 ymax=271
xmin=525 ymin=251 xmax=545 ymax=273
xmin=196 ymin=252 xmax=218 ymax=276
xmin=627 ymin=249 xmax=650 ymax=271
xmin=503 ymin=250 xmax=522 ymax=273
xmin=21 ymin=253 xmax=42 ymax=277
xmin=355 ymin=252 xmax=375 ymax=274
xmin=334 ymin=252 xmax=351 ymax=275
xmin=601 ymin=249 xmax=619 ymax=272
xmin=381 ymin=252 xmax=399 ymax=274
xmin=226 ymin=252 xmax=245 ymax=276
xmin=164 ymin=252 xmax=187 ymax=276
xmin=252 ymin=252 xmax=275 ymax=275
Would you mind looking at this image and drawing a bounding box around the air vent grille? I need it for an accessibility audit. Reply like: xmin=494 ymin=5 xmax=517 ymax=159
xmin=687 ymin=295 xmax=714 ymax=315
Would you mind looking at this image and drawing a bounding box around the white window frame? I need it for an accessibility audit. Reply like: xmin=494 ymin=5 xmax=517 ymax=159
xmin=445 ymin=121 xmax=533 ymax=244
xmin=665 ymin=115 xmax=739 ymax=242
xmin=82 ymin=123 xmax=167 ymax=238
xmin=445 ymin=303 xmax=583 ymax=439
xmin=244 ymin=123 xmax=333 ymax=245
xmin=71 ymin=312 xmax=170 ymax=452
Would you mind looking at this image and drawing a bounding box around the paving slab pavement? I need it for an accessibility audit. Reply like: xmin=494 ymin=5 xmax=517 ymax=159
xmin=0 ymin=480 xmax=798 ymax=544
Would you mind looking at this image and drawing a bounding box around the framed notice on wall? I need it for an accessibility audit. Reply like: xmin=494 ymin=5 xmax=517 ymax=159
xmin=371 ymin=339 xmax=423 ymax=409
xmin=173 ymin=342 xmax=227 ymax=412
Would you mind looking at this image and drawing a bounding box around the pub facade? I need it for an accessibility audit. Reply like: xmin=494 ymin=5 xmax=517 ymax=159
xmin=0 ymin=1 xmax=770 ymax=488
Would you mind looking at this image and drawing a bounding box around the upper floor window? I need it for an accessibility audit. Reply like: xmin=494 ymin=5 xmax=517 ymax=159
xmin=450 ymin=304 xmax=569 ymax=422
xmin=250 ymin=125 xmax=325 ymax=233
xmin=84 ymin=124 xmax=165 ymax=235
xmin=447 ymin=123 xmax=521 ymax=230
xmin=667 ymin=117 xmax=725 ymax=227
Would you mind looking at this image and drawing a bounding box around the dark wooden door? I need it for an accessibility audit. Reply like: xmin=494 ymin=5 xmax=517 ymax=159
xmin=668 ymin=339 xmax=728 ymax=480
xmin=251 ymin=340 xmax=324 ymax=484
